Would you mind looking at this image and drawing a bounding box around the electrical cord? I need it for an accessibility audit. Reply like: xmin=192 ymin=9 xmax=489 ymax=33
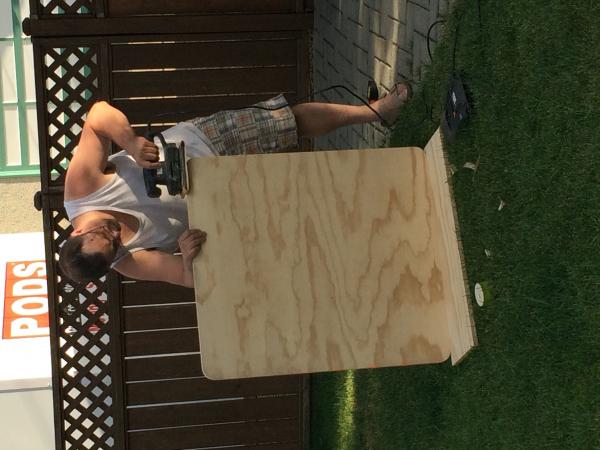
xmin=423 ymin=18 xmax=450 ymax=125
xmin=426 ymin=13 xmax=461 ymax=74
xmin=427 ymin=19 xmax=447 ymax=63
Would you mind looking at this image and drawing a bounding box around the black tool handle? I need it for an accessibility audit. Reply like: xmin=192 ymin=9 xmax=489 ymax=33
xmin=145 ymin=128 xmax=170 ymax=149
xmin=142 ymin=129 xmax=166 ymax=198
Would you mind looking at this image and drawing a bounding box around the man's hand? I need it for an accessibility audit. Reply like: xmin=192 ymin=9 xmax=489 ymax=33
xmin=178 ymin=229 xmax=207 ymax=264
xmin=178 ymin=229 xmax=207 ymax=288
xmin=129 ymin=136 xmax=161 ymax=169
xmin=113 ymin=230 xmax=207 ymax=288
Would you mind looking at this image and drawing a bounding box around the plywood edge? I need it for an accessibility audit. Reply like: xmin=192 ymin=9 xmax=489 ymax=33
xmin=423 ymin=128 xmax=477 ymax=365
xmin=187 ymin=158 xmax=213 ymax=379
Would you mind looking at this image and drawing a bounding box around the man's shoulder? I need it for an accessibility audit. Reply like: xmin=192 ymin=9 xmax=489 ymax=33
xmin=64 ymin=171 xmax=116 ymax=202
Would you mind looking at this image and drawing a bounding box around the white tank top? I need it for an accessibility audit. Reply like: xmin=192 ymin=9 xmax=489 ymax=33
xmin=64 ymin=121 xmax=215 ymax=267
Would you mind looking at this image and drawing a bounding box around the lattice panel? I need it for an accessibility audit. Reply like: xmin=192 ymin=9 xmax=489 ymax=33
xmin=51 ymin=207 xmax=116 ymax=450
xmin=43 ymin=45 xmax=100 ymax=185
xmin=40 ymin=0 xmax=96 ymax=15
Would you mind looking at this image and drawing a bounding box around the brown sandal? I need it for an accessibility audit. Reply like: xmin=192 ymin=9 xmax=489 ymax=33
xmin=375 ymin=81 xmax=413 ymax=128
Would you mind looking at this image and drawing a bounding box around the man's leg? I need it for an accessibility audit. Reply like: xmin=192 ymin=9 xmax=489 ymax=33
xmin=291 ymin=83 xmax=409 ymax=138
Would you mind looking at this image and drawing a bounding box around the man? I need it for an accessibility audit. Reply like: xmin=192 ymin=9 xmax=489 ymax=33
xmin=59 ymin=85 xmax=410 ymax=287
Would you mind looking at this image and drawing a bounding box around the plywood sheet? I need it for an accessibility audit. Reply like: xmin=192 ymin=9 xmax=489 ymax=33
xmin=187 ymin=130 xmax=475 ymax=379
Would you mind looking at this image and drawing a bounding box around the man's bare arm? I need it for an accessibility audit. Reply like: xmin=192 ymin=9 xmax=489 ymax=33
xmin=84 ymin=101 xmax=138 ymax=150
xmin=114 ymin=230 xmax=207 ymax=287
xmin=115 ymin=250 xmax=193 ymax=287
xmin=65 ymin=101 xmax=160 ymax=200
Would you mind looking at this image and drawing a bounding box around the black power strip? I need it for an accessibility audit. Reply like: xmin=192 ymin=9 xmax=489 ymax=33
xmin=441 ymin=74 xmax=471 ymax=143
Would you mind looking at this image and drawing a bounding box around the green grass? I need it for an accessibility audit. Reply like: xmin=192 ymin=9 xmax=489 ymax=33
xmin=310 ymin=1 xmax=600 ymax=448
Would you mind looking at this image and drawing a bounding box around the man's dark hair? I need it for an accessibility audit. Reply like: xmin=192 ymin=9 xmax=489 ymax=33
xmin=58 ymin=235 xmax=112 ymax=284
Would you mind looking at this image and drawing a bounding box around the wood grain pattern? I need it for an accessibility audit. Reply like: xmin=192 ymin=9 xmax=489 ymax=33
xmin=187 ymin=133 xmax=475 ymax=379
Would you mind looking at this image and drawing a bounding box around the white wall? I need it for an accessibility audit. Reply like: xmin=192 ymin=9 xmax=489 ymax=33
xmin=0 ymin=232 xmax=54 ymax=449
xmin=0 ymin=388 xmax=55 ymax=450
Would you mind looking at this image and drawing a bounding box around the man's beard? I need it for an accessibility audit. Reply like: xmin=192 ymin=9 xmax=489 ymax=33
xmin=104 ymin=219 xmax=122 ymax=253
xmin=105 ymin=219 xmax=121 ymax=233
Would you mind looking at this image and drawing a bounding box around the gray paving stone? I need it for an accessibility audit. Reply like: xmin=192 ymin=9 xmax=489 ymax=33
xmin=369 ymin=8 xmax=383 ymax=36
xmin=438 ymin=0 xmax=451 ymax=15
xmin=381 ymin=1 xmax=405 ymax=23
xmin=410 ymin=0 xmax=430 ymax=10
xmin=313 ymin=0 xmax=454 ymax=150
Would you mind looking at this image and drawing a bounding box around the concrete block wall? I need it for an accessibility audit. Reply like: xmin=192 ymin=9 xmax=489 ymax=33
xmin=313 ymin=0 xmax=453 ymax=150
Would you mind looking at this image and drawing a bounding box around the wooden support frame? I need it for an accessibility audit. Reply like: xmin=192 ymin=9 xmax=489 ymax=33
xmin=23 ymin=13 xmax=313 ymax=37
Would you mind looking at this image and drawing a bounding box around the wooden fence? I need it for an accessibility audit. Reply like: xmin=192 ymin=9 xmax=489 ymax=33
xmin=26 ymin=1 xmax=313 ymax=448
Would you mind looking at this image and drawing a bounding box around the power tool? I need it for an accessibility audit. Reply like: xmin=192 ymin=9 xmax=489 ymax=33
xmin=440 ymin=74 xmax=471 ymax=143
xmin=142 ymin=131 xmax=189 ymax=198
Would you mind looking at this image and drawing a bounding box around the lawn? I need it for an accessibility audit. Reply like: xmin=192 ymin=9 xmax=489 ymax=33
xmin=310 ymin=0 xmax=600 ymax=448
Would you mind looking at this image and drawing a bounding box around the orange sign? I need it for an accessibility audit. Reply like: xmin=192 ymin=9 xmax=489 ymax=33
xmin=2 ymin=261 xmax=49 ymax=339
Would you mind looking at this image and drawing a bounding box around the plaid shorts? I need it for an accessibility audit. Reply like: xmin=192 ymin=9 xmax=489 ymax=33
xmin=188 ymin=94 xmax=298 ymax=156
